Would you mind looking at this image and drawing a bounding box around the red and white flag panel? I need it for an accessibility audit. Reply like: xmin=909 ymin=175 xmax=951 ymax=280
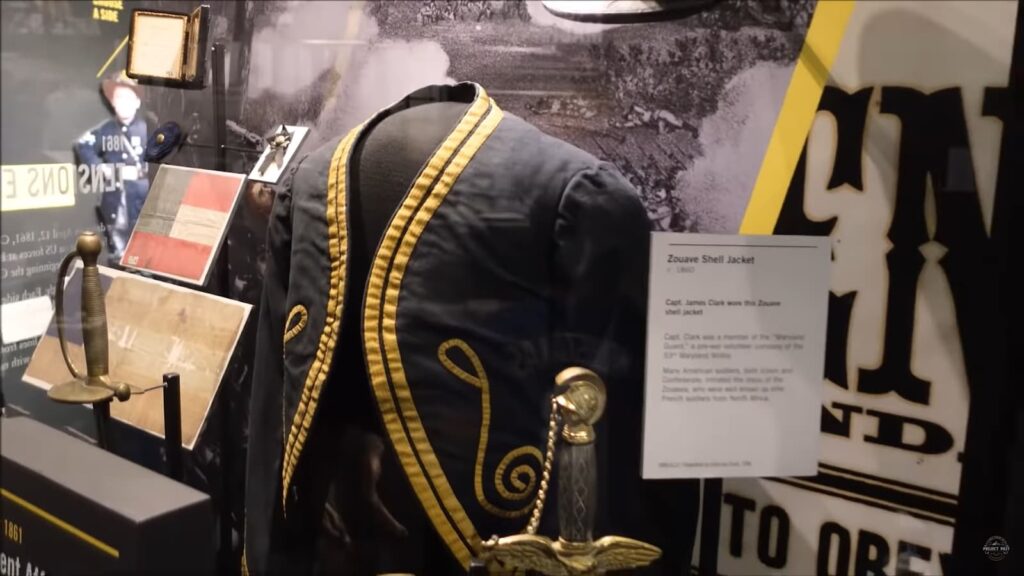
xmin=122 ymin=167 xmax=245 ymax=285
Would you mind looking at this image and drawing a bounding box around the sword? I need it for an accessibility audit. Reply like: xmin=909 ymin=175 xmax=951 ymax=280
xmin=49 ymin=232 xmax=133 ymax=405
xmin=49 ymin=234 xmax=165 ymax=406
xmin=480 ymin=368 xmax=661 ymax=575
xmin=48 ymin=232 xmax=185 ymax=454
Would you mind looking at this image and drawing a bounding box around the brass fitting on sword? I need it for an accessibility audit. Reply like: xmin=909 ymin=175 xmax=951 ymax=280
xmin=554 ymin=367 xmax=606 ymax=446
xmin=480 ymin=367 xmax=661 ymax=575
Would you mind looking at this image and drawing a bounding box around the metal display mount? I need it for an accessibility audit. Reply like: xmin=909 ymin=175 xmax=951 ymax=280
xmin=138 ymin=41 xmax=256 ymax=575
xmin=210 ymin=42 xmax=240 ymax=575
xmin=699 ymin=478 xmax=724 ymax=576
xmin=180 ymin=42 xmax=264 ymax=172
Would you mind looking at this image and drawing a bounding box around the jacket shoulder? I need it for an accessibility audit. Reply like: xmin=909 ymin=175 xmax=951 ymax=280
xmin=483 ymin=112 xmax=637 ymax=204
xmin=496 ymin=113 xmax=599 ymax=170
xmin=288 ymin=133 xmax=347 ymax=201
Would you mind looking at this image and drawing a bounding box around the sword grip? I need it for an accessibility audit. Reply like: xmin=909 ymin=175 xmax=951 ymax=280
xmin=55 ymin=232 xmax=109 ymax=381
xmin=77 ymin=233 xmax=109 ymax=378
xmin=552 ymin=367 xmax=605 ymax=545
xmin=557 ymin=441 xmax=596 ymax=544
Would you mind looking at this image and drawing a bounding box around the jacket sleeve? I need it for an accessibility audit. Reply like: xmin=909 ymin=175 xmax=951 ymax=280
xmin=73 ymin=125 xmax=104 ymax=165
xmin=243 ymin=180 xmax=294 ymax=574
xmin=551 ymin=162 xmax=699 ymax=573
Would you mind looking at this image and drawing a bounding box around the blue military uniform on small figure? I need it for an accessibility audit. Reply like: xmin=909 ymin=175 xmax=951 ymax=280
xmin=74 ymin=72 xmax=149 ymax=259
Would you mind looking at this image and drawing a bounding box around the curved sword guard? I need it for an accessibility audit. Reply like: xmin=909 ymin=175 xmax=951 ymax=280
xmin=481 ymin=534 xmax=661 ymax=576
xmin=480 ymin=367 xmax=661 ymax=574
xmin=49 ymin=231 xmax=135 ymax=404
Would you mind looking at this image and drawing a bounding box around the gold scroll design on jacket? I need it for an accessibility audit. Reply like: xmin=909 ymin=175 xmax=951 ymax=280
xmin=437 ymin=338 xmax=542 ymax=519
xmin=283 ymin=304 xmax=308 ymax=345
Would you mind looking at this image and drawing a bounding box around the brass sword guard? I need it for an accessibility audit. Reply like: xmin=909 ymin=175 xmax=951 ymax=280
xmin=480 ymin=367 xmax=661 ymax=575
xmin=48 ymin=231 xmax=133 ymax=404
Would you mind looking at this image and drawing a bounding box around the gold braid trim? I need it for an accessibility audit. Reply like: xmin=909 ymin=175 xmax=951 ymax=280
xmin=280 ymin=122 xmax=365 ymax=509
xmin=364 ymin=89 xmax=503 ymax=568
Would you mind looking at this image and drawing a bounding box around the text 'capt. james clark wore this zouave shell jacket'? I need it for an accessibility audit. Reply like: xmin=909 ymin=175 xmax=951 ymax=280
xmin=243 ymin=82 xmax=699 ymax=575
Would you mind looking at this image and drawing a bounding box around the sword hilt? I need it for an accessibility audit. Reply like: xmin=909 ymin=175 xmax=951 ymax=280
xmin=553 ymin=367 xmax=605 ymax=545
xmin=77 ymin=233 xmax=108 ymax=379
xmin=481 ymin=368 xmax=659 ymax=575
xmin=50 ymin=231 xmax=131 ymax=404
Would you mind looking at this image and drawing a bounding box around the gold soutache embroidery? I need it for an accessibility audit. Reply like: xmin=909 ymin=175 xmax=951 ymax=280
xmin=438 ymin=338 xmax=542 ymax=519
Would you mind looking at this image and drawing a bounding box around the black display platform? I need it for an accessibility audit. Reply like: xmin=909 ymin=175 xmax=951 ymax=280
xmin=0 ymin=416 xmax=213 ymax=575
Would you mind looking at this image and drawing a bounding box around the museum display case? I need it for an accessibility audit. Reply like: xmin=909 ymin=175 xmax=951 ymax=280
xmin=1 ymin=2 xmax=1020 ymax=575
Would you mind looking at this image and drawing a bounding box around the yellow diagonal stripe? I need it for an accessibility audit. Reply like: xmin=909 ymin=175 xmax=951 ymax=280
xmin=96 ymin=35 xmax=129 ymax=78
xmin=1 ymin=488 xmax=120 ymax=558
xmin=739 ymin=0 xmax=856 ymax=235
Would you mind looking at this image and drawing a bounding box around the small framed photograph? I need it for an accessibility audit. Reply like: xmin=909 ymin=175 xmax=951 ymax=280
xmin=126 ymin=5 xmax=209 ymax=89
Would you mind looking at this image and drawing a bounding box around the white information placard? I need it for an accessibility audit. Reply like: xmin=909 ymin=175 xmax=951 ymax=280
xmin=642 ymin=233 xmax=830 ymax=479
xmin=0 ymin=295 xmax=52 ymax=344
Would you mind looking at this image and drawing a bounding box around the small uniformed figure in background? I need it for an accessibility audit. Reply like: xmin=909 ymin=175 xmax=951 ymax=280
xmin=73 ymin=71 xmax=150 ymax=260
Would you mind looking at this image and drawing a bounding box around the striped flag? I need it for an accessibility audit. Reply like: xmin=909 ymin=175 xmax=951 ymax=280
xmin=121 ymin=166 xmax=246 ymax=285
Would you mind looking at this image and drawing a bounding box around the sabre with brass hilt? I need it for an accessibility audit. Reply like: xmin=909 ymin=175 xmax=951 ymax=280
xmin=49 ymin=232 xmax=151 ymax=448
xmin=480 ymin=367 xmax=661 ymax=575
xmin=50 ymin=231 xmax=132 ymax=405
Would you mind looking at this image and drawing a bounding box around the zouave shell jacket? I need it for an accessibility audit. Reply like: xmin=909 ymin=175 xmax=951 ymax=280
xmin=243 ymin=83 xmax=698 ymax=575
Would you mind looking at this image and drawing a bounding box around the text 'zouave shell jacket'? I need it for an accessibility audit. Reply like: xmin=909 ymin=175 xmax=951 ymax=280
xmin=244 ymin=83 xmax=698 ymax=575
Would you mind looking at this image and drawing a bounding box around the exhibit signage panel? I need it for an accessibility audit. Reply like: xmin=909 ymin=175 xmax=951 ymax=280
xmin=642 ymin=232 xmax=829 ymax=479
xmin=0 ymin=417 xmax=213 ymax=575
